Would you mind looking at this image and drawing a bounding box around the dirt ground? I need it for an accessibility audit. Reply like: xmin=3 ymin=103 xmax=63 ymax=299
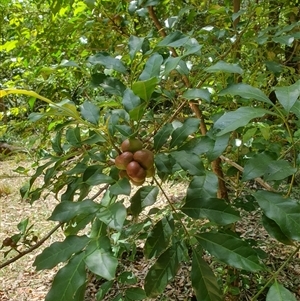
xmin=1 ymin=157 xmax=300 ymax=301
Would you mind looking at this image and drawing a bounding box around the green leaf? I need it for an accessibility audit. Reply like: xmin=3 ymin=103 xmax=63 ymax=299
xmin=45 ymin=253 xmax=86 ymax=301
xmin=163 ymin=57 xmax=182 ymax=77
xmin=139 ymin=53 xmax=163 ymax=81
xmin=214 ymin=107 xmax=268 ymax=136
xmin=122 ymin=88 xmax=141 ymax=112
xmin=242 ymin=153 xmax=274 ymax=181
xmin=66 ymin=127 xmax=81 ymax=147
xmin=125 ymin=287 xmax=147 ymax=300
xmin=254 ymin=191 xmax=300 ymax=241
xmin=182 ymin=88 xmax=211 ymax=102
xmin=109 ymin=178 xmax=131 ymax=196
xmin=80 ymin=101 xmax=100 ymax=125
xmin=170 ymin=151 xmax=205 ymax=176
xmin=207 ymin=133 xmax=230 ymax=161
xmin=264 ymin=160 xmax=296 ymax=181
xmin=196 ymin=232 xmax=264 ymax=272
xmin=91 ymin=74 xmax=126 ymax=96
xmin=96 ymin=281 xmax=114 ymax=300
xmin=158 ymin=31 xmax=189 ymax=47
xmin=192 ymin=248 xmax=223 ymax=301
xmin=178 ymin=136 xmax=214 ymax=155
xmin=118 ymin=271 xmax=137 ymax=284
xmin=97 ymin=202 xmax=127 ymax=231
xmin=275 ymin=80 xmax=300 ymax=113
xmin=182 ymin=197 xmax=240 ymax=225
xmin=88 ymin=52 xmax=127 ymax=74
xmin=17 ymin=218 xmax=29 ymax=234
xmin=219 ymin=83 xmax=273 ymax=105
xmin=128 ymin=35 xmax=145 ymax=60
xmin=170 ymin=118 xmax=200 ymax=148
xmin=83 ymin=165 xmax=114 ymax=185
xmin=272 ymin=35 xmax=294 ymax=46
xmin=85 ymin=238 xmax=118 ymax=280
xmin=262 ymin=215 xmax=294 ymax=246
xmin=130 ymin=186 xmax=159 ymax=217
xmin=266 ymin=281 xmax=298 ymax=301
xmin=144 ymin=215 xmax=174 ymax=259
xmin=132 ymin=77 xmax=158 ymax=101
xmin=154 ymin=123 xmax=173 ymax=151
xmin=49 ymin=199 xmax=100 ymax=222
xmin=206 ymin=60 xmax=243 ymax=74
xmin=129 ymin=102 xmax=147 ymax=121
xmin=144 ymin=243 xmax=183 ymax=297
xmin=34 ymin=235 xmax=90 ymax=270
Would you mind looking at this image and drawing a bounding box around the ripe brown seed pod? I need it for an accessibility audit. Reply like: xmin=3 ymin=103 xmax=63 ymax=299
xmin=126 ymin=161 xmax=146 ymax=182
xmin=133 ymin=149 xmax=154 ymax=170
xmin=121 ymin=138 xmax=143 ymax=153
xmin=115 ymin=152 xmax=134 ymax=170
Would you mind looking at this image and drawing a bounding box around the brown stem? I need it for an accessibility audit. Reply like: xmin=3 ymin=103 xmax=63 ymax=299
xmin=0 ymin=222 xmax=63 ymax=270
xmin=148 ymin=6 xmax=227 ymax=198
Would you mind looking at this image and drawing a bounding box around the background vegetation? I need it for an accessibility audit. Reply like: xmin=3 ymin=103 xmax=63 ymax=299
xmin=1 ymin=0 xmax=300 ymax=300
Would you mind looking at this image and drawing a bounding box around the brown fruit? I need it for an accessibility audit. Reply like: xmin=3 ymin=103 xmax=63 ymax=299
xmin=121 ymin=138 xmax=143 ymax=153
xmin=126 ymin=161 xmax=146 ymax=182
xmin=2 ymin=237 xmax=13 ymax=247
xmin=133 ymin=149 xmax=154 ymax=170
xmin=130 ymin=178 xmax=145 ymax=186
xmin=115 ymin=152 xmax=134 ymax=170
xmin=146 ymin=166 xmax=155 ymax=178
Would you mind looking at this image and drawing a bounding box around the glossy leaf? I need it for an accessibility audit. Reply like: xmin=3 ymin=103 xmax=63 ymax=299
xmin=158 ymin=31 xmax=189 ymax=47
xmin=206 ymin=60 xmax=243 ymax=74
xmin=275 ymin=80 xmax=300 ymax=113
xmin=182 ymin=88 xmax=211 ymax=102
xmin=66 ymin=127 xmax=81 ymax=147
xmin=254 ymin=190 xmax=300 ymax=241
xmin=242 ymin=153 xmax=274 ymax=181
xmin=132 ymin=77 xmax=158 ymax=101
xmin=154 ymin=123 xmax=173 ymax=151
xmin=80 ymin=101 xmax=100 ymax=125
xmin=170 ymin=151 xmax=205 ymax=176
xmin=34 ymin=235 xmax=90 ymax=270
xmin=182 ymin=197 xmax=240 ymax=225
xmin=85 ymin=238 xmax=118 ymax=280
xmin=170 ymin=118 xmax=200 ymax=148
xmin=128 ymin=35 xmax=145 ymax=60
xmin=144 ymin=243 xmax=183 ymax=297
xmin=219 ymin=83 xmax=273 ymax=105
xmin=262 ymin=215 xmax=294 ymax=246
xmin=122 ymin=88 xmax=141 ymax=112
xmin=97 ymin=202 xmax=127 ymax=231
xmin=49 ymin=199 xmax=100 ymax=222
xmin=178 ymin=136 xmax=214 ymax=155
xmin=214 ymin=107 xmax=268 ymax=136
xmin=88 ymin=52 xmax=127 ymax=74
xmin=83 ymin=165 xmax=114 ymax=185
xmin=196 ymin=232 xmax=264 ymax=272
xmin=207 ymin=133 xmax=230 ymax=161
xmin=192 ymin=248 xmax=223 ymax=301
xmin=125 ymin=287 xmax=147 ymax=300
xmin=45 ymin=253 xmax=86 ymax=301
xmin=109 ymin=178 xmax=131 ymax=196
xmin=139 ymin=53 xmax=163 ymax=80
xmin=130 ymin=186 xmax=159 ymax=217
xmin=266 ymin=282 xmax=297 ymax=301
xmin=144 ymin=215 xmax=174 ymax=259
xmin=264 ymin=160 xmax=296 ymax=181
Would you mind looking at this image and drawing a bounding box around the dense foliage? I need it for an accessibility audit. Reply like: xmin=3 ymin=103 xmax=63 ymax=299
xmin=1 ymin=0 xmax=300 ymax=300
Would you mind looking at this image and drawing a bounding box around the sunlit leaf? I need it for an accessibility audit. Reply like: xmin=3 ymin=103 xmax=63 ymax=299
xmin=266 ymin=281 xmax=297 ymax=301
xmin=80 ymin=101 xmax=100 ymax=125
xmin=206 ymin=61 xmax=243 ymax=74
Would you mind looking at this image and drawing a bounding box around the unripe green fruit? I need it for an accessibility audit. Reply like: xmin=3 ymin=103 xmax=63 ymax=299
xmin=115 ymin=152 xmax=134 ymax=170
xmin=119 ymin=170 xmax=130 ymax=179
xmin=126 ymin=161 xmax=146 ymax=182
xmin=146 ymin=166 xmax=155 ymax=178
xmin=121 ymin=138 xmax=143 ymax=153
xmin=133 ymin=149 xmax=154 ymax=170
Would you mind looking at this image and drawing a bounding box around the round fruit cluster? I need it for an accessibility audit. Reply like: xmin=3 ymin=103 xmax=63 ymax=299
xmin=115 ymin=138 xmax=155 ymax=186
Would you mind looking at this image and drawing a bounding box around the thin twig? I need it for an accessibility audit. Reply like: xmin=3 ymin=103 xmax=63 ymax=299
xmin=0 ymin=222 xmax=63 ymax=269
